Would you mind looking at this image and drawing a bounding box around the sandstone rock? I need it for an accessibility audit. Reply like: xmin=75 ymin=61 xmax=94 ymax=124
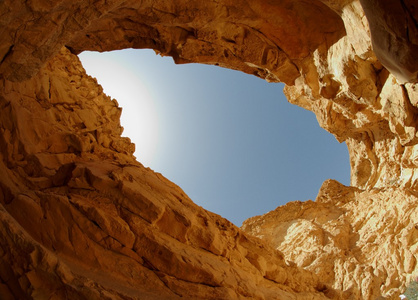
xmin=0 ymin=0 xmax=417 ymax=299
xmin=360 ymin=0 xmax=418 ymax=83
xmin=242 ymin=180 xmax=418 ymax=299
xmin=0 ymin=47 xmax=334 ymax=299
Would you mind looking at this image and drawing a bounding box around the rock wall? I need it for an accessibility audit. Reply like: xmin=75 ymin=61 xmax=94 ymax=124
xmin=0 ymin=47 xmax=332 ymax=300
xmin=0 ymin=0 xmax=417 ymax=299
xmin=243 ymin=180 xmax=418 ymax=299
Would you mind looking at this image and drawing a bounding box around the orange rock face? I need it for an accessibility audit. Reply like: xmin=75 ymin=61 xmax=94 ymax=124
xmin=0 ymin=48 xmax=330 ymax=300
xmin=0 ymin=0 xmax=417 ymax=299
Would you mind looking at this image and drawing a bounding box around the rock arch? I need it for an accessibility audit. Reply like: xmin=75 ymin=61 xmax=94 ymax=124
xmin=0 ymin=0 xmax=417 ymax=299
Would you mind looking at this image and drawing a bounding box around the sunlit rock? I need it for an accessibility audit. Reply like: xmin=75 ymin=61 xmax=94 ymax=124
xmin=0 ymin=0 xmax=417 ymax=299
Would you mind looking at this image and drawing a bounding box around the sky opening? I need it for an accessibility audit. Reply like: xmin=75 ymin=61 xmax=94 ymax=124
xmin=79 ymin=49 xmax=350 ymax=226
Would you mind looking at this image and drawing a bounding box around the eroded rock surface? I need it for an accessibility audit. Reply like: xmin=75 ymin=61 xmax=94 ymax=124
xmin=0 ymin=48 xmax=332 ymax=300
xmin=242 ymin=180 xmax=418 ymax=299
xmin=0 ymin=0 xmax=417 ymax=299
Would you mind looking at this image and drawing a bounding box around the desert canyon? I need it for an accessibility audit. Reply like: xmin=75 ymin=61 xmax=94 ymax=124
xmin=0 ymin=0 xmax=417 ymax=299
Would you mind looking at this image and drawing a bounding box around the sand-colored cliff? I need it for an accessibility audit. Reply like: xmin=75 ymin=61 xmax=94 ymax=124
xmin=0 ymin=0 xmax=417 ymax=299
xmin=243 ymin=180 xmax=418 ymax=299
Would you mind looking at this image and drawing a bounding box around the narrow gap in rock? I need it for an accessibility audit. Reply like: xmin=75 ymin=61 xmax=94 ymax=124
xmin=78 ymin=49 xmax=350 ymax=226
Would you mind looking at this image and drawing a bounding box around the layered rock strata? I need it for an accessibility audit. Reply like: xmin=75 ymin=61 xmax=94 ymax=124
xmin=0 ymin=0 xmax=417 ymax=299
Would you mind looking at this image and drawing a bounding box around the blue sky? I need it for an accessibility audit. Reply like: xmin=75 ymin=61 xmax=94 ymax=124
xmin=79 ymin=49 xmax=350 ymax=226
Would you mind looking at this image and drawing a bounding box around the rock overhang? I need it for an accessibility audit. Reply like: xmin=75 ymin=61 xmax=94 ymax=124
xmin=0 ymin=0 xmax=418 ymax=299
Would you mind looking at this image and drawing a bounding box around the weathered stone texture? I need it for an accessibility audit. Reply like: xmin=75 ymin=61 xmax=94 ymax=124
xmin=242 ymin=180 xmax=418 ymax=299
xmin=0 ymin=48 xmax=333 ymax=299
xmin=0 ymin=0 xmax=417 ymax=299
